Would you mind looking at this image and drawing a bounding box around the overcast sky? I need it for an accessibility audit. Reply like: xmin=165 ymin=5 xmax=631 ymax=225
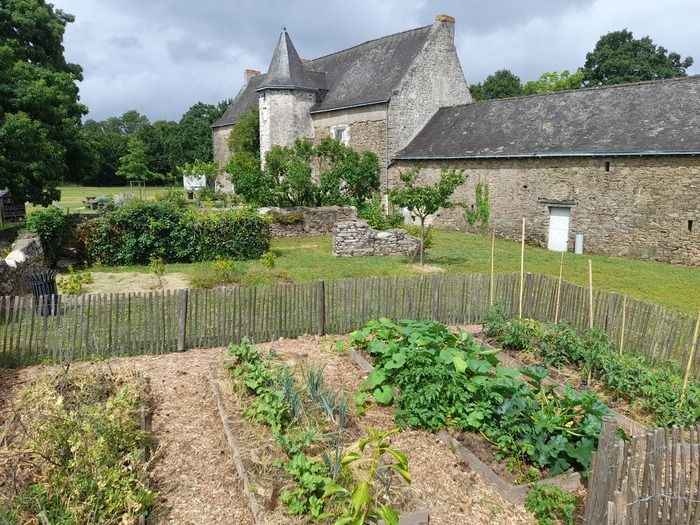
xmin=53 ymin=0 xmax=700 ymax=122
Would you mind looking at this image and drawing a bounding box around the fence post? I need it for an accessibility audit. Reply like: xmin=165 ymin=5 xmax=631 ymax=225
xmin=177 ymin=289 xmax=188 ymax=352
xmin=606 ymin=292 xmax=618 ymax=332
xmin=317 ymin=280 xmax=325 ymax=336
xmin=584 ymin=415 xmax=619 ymax=525
xmin=432 ymin=275 xmax=440 ymax=321
xmin=525 ymin=272 xmax=534 ymax=318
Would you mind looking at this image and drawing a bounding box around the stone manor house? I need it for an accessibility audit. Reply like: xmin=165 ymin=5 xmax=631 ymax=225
xmin=213 ymin=15 xmax=700 ymax=266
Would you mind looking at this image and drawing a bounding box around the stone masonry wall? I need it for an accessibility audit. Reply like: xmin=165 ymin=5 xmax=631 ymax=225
xmin=387 ymin=17 xmax=471 ymax=181
xmin=333 ymin=220 xmax=421 ymax=257
xmin=260 ymin=90 xmax=316 ymax=164
xmin=0 ymin=234 xmax=47 ymax=296
xmin=312 ymin=104 xmax=388 ymax=170
xmin=263 ymin=206 xmax=357 ymax=237
xmin=390 ymin=156 xmax=700 ymax=266
xmin=213 ymin=125 xmax=234 ymax=192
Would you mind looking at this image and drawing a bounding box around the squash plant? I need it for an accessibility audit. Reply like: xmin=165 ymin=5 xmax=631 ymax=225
xmin=350 ymin=319 xmax=609 ymax=475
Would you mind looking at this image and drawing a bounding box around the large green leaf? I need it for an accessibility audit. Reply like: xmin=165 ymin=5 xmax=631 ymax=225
xmin=384 ymin=351 xmax=406 ymax=370
xmin=373 ymin=385 xmax=394 ymax=405
xmin=452 ymin=354 xmax=468 ymax=373
xmin=377 ymin=505 xmax=399 ymax=525
xmin=362 ymin=369 xmax=387 ymax=389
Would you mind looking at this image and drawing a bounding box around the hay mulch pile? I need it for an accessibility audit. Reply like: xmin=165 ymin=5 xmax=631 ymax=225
xmin=84 ymin=271 xmax=190 ymax=294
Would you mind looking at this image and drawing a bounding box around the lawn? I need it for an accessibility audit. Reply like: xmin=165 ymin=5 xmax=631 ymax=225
xmin=26 ymin=184 xmax=175 ymax=213
xmin=92 ymin=230 xmax=700 ymax=315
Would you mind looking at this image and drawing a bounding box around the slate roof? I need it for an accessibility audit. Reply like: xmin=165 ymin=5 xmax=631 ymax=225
xmin=213 ymin=25 xmax=431 ymax=128
xmin=257 ymin=31 xmax=320 ymax=92
xmin=395 ymin=75 xmax=700 ymax=159
xmin=213 ymin=74 xmax=265 ymax=129
xmin=305 ymin=25 xmax=431 ymax=113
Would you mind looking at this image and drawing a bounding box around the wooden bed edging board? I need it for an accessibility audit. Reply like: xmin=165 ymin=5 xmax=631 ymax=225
xmin=207 ymin=362 xmax=263 ymax=525
xmin=350 ymin=347 xmax=584 ymax=506
xmin=209 ymin=361 xmax=431 ymax=525
xmin=436 ymin=430 xmax=582 ymax=505
xmin=472 ymin=336 xmax=651 ymax=437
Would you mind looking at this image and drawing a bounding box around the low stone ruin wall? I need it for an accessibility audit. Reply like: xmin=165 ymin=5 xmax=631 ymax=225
xmin=264 ymin=206 xmax=357 ymax=237
xmin=333 ymin=220 xmax=421 ymax=257
xmin=0 ymin=234 xmax=47 ymax=296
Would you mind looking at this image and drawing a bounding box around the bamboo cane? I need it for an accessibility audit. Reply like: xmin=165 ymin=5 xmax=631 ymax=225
xmin=554 ymin=250 xmax=564 ymax=324
xmin=619 ymin=295 xmax=627 ymax=355
xmin=681 ymin=310 xmax=700 ymax=404
xmin=588 ymin=259 xmax=594 ymax=330
xmin=518 ymin=219 xmax=525 ymax=319
xmin=489 ymin=229 xmax=495 ymax=306
xmin=587 ymin=259 xmax=594 ymax=385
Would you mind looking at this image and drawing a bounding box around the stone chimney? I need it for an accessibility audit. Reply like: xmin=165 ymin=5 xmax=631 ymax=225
xmin=434 ymin=14 xmax=455 ymax=40
xmin=244 ymin=69 xmax=261 ymax=84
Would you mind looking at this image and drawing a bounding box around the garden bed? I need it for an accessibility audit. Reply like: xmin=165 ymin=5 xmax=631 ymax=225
xmin=215 ymin=335 xmax=536 ymax=524
xmin=473 ymin=335 xmax=650 ymax=437
xmin=212 ymin=341 xmax=428 ymax=524
xmin=479 ymin=306 xmax=700 ymax=431
xmin=0 ymin=368 xmax=155 ymax=524
xmin=351 ymin=346 xmax=585 ymax=505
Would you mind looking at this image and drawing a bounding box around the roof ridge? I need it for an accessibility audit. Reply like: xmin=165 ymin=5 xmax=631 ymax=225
xmin=305 ymin=24 xmax=432 ymax=64
xmin=459 ymin=74 xmax=700 ymax=109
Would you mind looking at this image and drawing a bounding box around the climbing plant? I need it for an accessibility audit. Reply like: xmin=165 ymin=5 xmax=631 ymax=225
xmin=465 ymin=181 xmax=490 ymax=232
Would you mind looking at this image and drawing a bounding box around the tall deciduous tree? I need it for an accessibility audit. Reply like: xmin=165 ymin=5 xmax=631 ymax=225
xmin=0 ymin=0 xmax=86 ymax=204
xmin=116 ymin=137 xmax=158 ymax=182
xmin=522 ymin=70 xmax=584 ymax=95
xmin=176 ymin=101 xmax=228 ymax=165
xmin=582 ymin=29 xmax=693 ymax=86
xmin=228 ymin=107 xmax=260 ymax=157
xmin=470 ymin=69 xmax=523 ymax=101
xmin=390 ymin=168 xmax=465 ymax=266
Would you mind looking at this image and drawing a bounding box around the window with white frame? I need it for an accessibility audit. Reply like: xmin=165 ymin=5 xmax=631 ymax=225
xmin=331 ymin=125 xmax=349 ymax=146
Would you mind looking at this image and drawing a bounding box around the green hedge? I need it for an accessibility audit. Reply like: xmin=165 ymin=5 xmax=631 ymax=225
xmin=25 ymin=207 xmax=68 ymax=264
xmin=75 ymin=201 xmax=270 ymax=265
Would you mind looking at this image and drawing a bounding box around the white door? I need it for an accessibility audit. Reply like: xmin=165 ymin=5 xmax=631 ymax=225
xmin=548 ymin=207 xmax=570 ymax=251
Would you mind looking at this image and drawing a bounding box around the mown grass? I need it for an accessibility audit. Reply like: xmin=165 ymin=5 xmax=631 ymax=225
xmin=91 ymin=231 xmax=700 ymax=315
xmin=26 ymin=185 xmax=175 ymax=213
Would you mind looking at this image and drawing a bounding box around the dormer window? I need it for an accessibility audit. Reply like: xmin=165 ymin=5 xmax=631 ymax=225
xmin=331 ymin=125 xmax=349 ymax=146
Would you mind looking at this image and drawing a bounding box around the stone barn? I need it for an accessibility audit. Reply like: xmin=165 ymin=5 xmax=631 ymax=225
xmin=391 ymin=76 xmax=700 ymax=266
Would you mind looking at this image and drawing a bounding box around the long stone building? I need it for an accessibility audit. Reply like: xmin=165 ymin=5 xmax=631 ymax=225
xmin=213 ymin=16 xmax=700 ymax=266
xmin=392 ymin=76 xmax=700 ymax=266
xmin=212 ymin=14 xmax=470 ymax=192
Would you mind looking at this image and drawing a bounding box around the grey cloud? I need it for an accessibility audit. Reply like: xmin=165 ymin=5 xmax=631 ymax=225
xmin=55 ymin=0 xmax=700 ymax=122
xmin=108 ymin=35 xmax=140 ymax=49
xmin=166 ymin=37 xmax=227 ymax=63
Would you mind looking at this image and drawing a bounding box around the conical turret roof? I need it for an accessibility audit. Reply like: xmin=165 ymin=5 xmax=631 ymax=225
xmin=257 ymin=30 xmax=318 ymax=92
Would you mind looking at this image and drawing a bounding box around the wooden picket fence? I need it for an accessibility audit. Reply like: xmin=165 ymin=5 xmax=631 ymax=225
xmin=0 ymin=272 xmax=698 ymax=375
xmin=585 ymin=417 xmax=700 ymax=524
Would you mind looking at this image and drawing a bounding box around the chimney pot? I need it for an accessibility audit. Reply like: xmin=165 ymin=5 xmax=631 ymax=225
xmin=435 ymin=14 xmax=455 ymax=24
xmin=244 ymin=69 xmax=261 ymax=83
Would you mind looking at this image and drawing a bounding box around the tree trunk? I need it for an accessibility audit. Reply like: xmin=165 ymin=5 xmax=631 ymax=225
xmin=420 ymin=219 xmax=425 ymax=266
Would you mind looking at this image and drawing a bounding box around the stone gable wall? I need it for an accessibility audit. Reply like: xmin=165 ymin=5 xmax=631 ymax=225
xmin=390 ymin=156 xmax=700 ymax=266
xmin=0 ymin=234 xmax=47 ymax=296
xmin=387 ymin=19 xmax=471 ymax=180
xmin=212 ymin=125 xmax=234 ymax=192
xmin=333 ymin=220 xmax=421 ymax=257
